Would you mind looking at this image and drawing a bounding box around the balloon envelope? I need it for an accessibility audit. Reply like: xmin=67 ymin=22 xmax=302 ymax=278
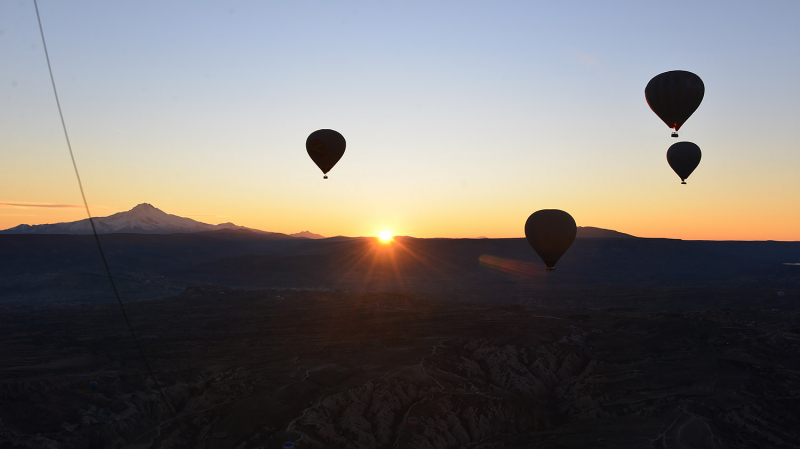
xmin=666 ymin=141 xmax=701 ymax=184
xmin=306 ymin=129 xmax=346 ymax=177
xmin=645 ymin=70 xmax=704 ymax=134
xmin=524 ymin=210 xmax=577 ymax=271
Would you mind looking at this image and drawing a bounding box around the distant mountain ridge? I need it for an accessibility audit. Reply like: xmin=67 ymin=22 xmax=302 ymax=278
xmin=291 ymin=231 xmax=326 ymax=239
xmin=576 ymin=226 xmax=635 ymax=239
xmin=0 ymin=203 xmax=318 ymax=237
xmin=0 ymin=203 xmax=629 ymax=239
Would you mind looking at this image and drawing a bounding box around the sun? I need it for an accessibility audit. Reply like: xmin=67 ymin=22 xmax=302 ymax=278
xmin=378 ymin=230 xmax=394 ymax=243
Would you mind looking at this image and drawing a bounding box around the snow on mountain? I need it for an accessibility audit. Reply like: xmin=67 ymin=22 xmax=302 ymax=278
xmin=1 ymin=203 xmax=273 ymax=235
xmin=0 ymin=204 xmax=629 ymax=239
xmin=290 ymin=231 xmax=326 ymax=239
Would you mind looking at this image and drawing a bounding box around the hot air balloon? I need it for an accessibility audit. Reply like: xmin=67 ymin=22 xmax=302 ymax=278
xmin=89 ymin=380 xmax=98 ymax=391
xmin=645 ymin=70 xmax=704 ymax=137
xmin=666 ymin=142 xmax=701 ymax=184
xmin=407 ymin=416 xmax=419 ymax=427
xmin=282 ymin=442 xmax=294 ymax=448
xmin=306 ymin=129 xmax=346 ymax=179
xmin=778 ymin=291 xmax=786 ymax=297
xmin=524 ymin=210 xmax=577 ymax=272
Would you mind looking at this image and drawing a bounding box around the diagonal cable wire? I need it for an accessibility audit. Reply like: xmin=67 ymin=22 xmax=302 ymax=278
xmin=33 ymin=0 xmax=189 ymax=443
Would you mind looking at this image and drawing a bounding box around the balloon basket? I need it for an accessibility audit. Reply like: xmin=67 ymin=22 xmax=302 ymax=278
xmin=323 ymin=175 xmax=328 ymax=179
xmin=671 ymin=132 xmax=678 ymax=137
xmin=546 ymin=267 xmax=555 ymax=272
xmin=681 ymin=181 xmax=687 ymax=184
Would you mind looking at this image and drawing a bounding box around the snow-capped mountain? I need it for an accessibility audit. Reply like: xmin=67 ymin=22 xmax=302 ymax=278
xmin=1 ymin=203 xmax=275 ymax=235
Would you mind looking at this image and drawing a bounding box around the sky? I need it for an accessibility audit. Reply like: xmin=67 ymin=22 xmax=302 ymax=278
xmin=2 ymin=1 xmax=799 ymax=240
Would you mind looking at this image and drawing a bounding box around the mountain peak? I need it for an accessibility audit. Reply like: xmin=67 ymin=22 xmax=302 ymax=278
xmin=3 ymin=204 xmax=256 ymax=235
xmin=127 ymin=203 xmax=163 ymax=214
xmin=0 ymin=203 xmax=316 ymax=238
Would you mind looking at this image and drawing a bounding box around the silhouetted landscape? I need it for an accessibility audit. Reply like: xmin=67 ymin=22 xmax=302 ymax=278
xmin=6 ymin=0 xmax=800 ymax=447
xmin=1 ymin=214 xmax=799 ymax=448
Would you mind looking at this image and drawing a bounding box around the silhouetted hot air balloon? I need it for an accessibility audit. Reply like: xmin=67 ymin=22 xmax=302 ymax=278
xmin=524 ymin=210 xmax=577 ymax=272
xmin=645 ymin=70 xmax=704 ymax=137
xmin=666 ymin=141 xmax=701 ymax=184
xmin=306 ymin=129 xmax=346 ymax=179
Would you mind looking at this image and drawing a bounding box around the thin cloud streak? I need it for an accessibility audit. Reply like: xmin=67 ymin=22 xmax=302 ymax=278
xmin=0 ymin=202 xmax=84 ymax=209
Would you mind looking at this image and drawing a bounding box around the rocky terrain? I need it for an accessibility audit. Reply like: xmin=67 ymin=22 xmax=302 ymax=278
xmin=1 ymin=286 xmax=798 ymax=448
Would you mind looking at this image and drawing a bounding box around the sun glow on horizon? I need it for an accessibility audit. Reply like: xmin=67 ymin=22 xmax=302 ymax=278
xmin=378 ymin=230 xmax=394 ymax=243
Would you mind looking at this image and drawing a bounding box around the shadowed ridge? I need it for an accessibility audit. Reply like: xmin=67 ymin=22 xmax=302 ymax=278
xmin=576 ymin=226 xmax=636 ymax=239
xmin=290 ymin=230 xmax=326 ymax=239
xmin=194 ymin=228 xmax=296 ymax=240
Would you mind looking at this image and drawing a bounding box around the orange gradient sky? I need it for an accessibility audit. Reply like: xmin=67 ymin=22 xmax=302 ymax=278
xmin=2 ymin=1 xmax=799 ymax=240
